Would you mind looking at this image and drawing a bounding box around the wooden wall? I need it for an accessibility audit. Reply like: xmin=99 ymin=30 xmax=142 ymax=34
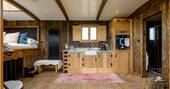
xmin=39 ymin=21 xmax=109 ymax=59
xmin=39 ymin=21 xmax=68 ymax=59
xmin=130 ymin=0 xmax=169 ymax=82
xmin=0 ymin=0 xmax=3 ymax=88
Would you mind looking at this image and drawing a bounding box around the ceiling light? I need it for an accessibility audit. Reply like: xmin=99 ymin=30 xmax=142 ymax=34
xmin=116 ymin=10 xmax=119 ymax=14
xmin=45 ymin=10 xmax=48 ymax=14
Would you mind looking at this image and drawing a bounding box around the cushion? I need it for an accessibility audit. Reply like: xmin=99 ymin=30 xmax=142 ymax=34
xmin=19 ymin=33 xmax=28 ymax=44
xmin=4 ymin=32 xmax=20 ymax=43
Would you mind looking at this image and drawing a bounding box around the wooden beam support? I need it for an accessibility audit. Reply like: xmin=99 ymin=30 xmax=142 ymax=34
xmin=96 ymin=0 xmax=107 ymax=21
xmin=5 ymin=0 xmax=40 ymax=21
xmin=55 ymin=0 xmax=69 ymax=21
xmin=0 ymin=0 xmax=3 ymax=89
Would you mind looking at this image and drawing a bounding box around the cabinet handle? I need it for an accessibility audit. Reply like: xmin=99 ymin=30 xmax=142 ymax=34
xmin=7 ymin=53 xmax=12 ymax=56
xmin=82 ymin=63 xmax=84 ymax=67
xmin=110 ymin=63 xmax=113 ymax=67
xmin=115 ymin=54 xmax=117 ymax=58
xmin=68 ymin=63 xmax=70 ymax=66
xmin=78 ymin=53 xmax=80 ymax=58
xmin=111 ymin=54 xmax=113 ymax=58
xmin=82 ymin=58 xmax=84 ymax=61
xmin=69 ymin=55 xmax=70 ymax=57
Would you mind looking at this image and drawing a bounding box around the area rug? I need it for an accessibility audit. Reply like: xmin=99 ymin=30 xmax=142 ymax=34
xmin=54 ymin=73 xmax=125 ymax=84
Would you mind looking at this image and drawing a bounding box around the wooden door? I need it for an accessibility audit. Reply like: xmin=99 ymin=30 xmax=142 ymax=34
xmin=117 ymin=51 xmax=129 ymax=73
xmin=68 ymin=52 xmax=79 ymax=73
xmin=98 ymin=25 xmax=106 ymax=41
xmin=72 ymin=26 xmax=81 ymax=41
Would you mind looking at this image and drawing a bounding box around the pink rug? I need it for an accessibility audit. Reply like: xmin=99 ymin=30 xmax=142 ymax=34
xmin=54 ymin=73 xmax=125 ymax=84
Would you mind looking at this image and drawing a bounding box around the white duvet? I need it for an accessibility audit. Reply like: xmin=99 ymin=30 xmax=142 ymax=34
xmin=5 ymin=43 xmax=38 ymax=50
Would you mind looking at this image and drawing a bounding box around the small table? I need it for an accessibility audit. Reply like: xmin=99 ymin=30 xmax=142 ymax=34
xmin=34 ymin=60 xmax=62 ymax=73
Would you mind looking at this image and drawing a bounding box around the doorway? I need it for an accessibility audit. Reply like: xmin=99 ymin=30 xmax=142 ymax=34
xmin=48 ymin=29 xmax=60 ymax=60
xmin=146 ymin=13 xmax=162 ymax=75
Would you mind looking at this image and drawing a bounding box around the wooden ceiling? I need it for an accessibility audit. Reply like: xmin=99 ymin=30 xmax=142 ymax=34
xmin=3 ymin=0 xmax=149 ymax=21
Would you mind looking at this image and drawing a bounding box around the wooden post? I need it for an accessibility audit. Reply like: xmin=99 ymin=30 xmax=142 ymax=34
xmin=0 ymin=0 xmax=3 ymax=89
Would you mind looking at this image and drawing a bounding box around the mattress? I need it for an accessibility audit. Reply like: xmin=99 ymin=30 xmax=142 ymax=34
xmin=5 ymin=43 xmax=38 ymax=50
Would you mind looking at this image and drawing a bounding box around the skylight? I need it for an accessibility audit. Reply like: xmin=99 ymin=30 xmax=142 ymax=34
xmin=3 ymin=1 xmax=20 ymax=12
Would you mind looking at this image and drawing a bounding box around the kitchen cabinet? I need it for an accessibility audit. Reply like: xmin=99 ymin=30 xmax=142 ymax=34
xmin=116 ymin=51 xmax=129 ymax=73
xmin=68 ymin=52 xmax=80 ymax=73
xmin=98 ymin=25 xmax=107 ymax=41
xmin=112 ymin=19 xmax=130 ymax=33
xmin=63 ymin=50 xmax=129 ymax=74
xmin=72 ymin=25 xmax=81 ymax=41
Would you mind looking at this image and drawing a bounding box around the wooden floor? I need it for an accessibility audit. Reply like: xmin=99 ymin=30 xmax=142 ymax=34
xmin=21 ymin=71 xmax=144 ymax=89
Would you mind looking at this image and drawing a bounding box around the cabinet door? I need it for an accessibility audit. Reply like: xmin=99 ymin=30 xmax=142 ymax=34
xmin=106 ymin=52 xmax=114 ymax=68
xmin=72 ymin=26 xmax=81 ymax=41
xmin=96 ymin=52 xmax=105 ymax=68
xmin=68 ymin=52 xmax=79 ymax=73
xmin=82 ymin=56 xmax=97 ymax=73
xmin=83 ymin=56 xmax=96 ymax=68
xmin=113 ymin=19 xmax=130 ymax=33
xmin=107 ymin=52 xmax=118 ymax=73
xmin=98 ymin=25 xmax=106 ymax=41
xmin=117 ymin=51 xmax=129 ymax=73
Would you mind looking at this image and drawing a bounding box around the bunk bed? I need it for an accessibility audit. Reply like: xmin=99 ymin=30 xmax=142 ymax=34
xmin=3 ymin=26 xmax=40 ymax=79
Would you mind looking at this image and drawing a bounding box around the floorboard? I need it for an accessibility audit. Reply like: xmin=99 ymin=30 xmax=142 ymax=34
xmin=21 ymin=71 xmax=144 ymax=89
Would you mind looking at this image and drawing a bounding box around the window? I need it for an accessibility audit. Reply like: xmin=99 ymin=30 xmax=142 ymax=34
xmin=82 ymin=27 xmax=89 ymax=40
xmin=82 ymin=26 xmax=97 ymax=41
xmin=149 ymin=27 xmax=155 ymax=40
xmin=90 ymin=27 xmax=97 ymax=40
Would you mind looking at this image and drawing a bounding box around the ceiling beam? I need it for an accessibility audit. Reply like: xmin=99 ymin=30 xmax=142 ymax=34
xmin=5 ymin=0 xmax=40 ymax=21
xmin=96 ymin=0 xmax=107 ymax=21
xmin=55 ymin=0 xmax=69 ymax=21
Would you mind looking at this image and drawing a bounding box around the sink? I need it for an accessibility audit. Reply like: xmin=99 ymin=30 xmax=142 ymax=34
xmin=84 ymin=51 xmax=97 ymax=55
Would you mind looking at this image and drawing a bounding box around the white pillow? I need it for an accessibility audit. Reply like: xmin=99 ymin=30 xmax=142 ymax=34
xmin=4 ymin=32 xmax=20 ymax=43
xmin=3 ymin=32 xmax=6 ymax=39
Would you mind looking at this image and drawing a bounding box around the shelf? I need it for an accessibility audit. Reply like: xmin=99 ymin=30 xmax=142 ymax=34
xmin=4 ymin=26 xmax=39 ymax=29
xmin=115 ymin=33 xmax=131 ymax=35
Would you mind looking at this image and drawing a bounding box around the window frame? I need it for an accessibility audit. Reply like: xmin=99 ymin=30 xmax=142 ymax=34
xmin=81 ymin=25 xmax=98 ymax=42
